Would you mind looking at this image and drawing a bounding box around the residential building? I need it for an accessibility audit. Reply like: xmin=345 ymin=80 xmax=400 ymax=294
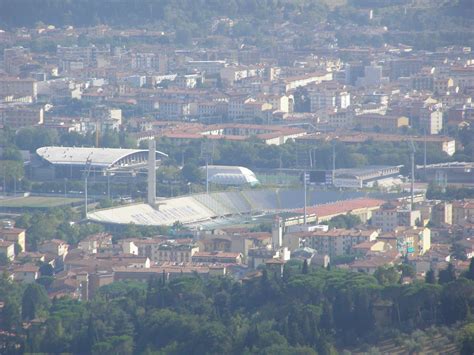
xmin=192 ymin=251 xmax=243 ymax=264
xmin=227 ymin=92 xmax=251 ymax=120
xmin=420 ymin=106 xmax=443 ymax=134
xmin=378 ymin=226 xmax=431 ymax=256
xmin=308 ymin=82 xmax=350 ymax=112
xmin=0 ymin=241 xmax=15 ymax=261
xmin=433 ymin=76 xmax=454 ymax=94
xmin=13 ymin=264 xmax=39 ymax=283
xmin=296 ymin=132 xmax=456 ymax=156
xmin=186 ymin=60 xmax=227 ymax=75
xmin=4 ymin=46 xmax=32 ymax=75
xmin=452 ymin=200 xmax=474 ymax=225
xmin=431 ymin=202 xmax=453 ymax=226
xmin=114 ymin=264 xmax=226 ymax=283
xmin=78 ymin=233 xmax=113 ymax=254
xmin=0 ymin=226 xmax=26 ymax=253
xmin=0 ymin=104 xmax=44 ymax=129
xmin=281 ymin=71 xmax=333 ymax=92
xmin=283 ymin=229 xmax=379 ymax=257
xmin=131 ymin=238 xmax=199 ymax=263
xmin=349 ymin=253 xmax=399 ymax=274
xmin=0 ymin=77 xmax=37 ymax=100
xmin=155 ymin=241 xmax=199 ymax=263
xmin=158 ymin=99 xmax=196 ymax=120
xmin=38 ymin=239 xmax=69 ymax=257
xmin=372 ymin=203 xmax=421 ymax=232
xmin=355 ymin=113 xmax=409 ymax=132
xmin=356 ymin=64 xmax=389 ymax=87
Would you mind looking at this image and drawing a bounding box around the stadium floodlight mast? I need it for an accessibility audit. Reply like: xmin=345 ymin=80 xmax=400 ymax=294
xmin=83 ymin=156 xmax=93 ymax=218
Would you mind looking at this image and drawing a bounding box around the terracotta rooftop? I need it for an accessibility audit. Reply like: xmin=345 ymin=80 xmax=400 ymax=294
xmin=294 ymin=198 xmax=385 ymax=217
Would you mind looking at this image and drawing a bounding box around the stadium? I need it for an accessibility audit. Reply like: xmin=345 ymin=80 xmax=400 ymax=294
xmin=31 ymin=145 xmax=397 ymax=229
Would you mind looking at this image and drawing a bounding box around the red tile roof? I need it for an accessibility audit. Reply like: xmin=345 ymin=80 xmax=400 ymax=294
xmin=294 ymin=198 xmax=385 ymax=217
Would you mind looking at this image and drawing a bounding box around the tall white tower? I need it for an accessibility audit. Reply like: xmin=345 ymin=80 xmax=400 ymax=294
xmin=147 ymin=139 xmax=156 ymax=206
xmin=272 ymin=216 xmax=284 ymax=250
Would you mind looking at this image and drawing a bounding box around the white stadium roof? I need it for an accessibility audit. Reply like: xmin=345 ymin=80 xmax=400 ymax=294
xmin=202 ymin=165 xmax=259 ymax=186
xmin=36 ymin=146 xmax=167 ymax=168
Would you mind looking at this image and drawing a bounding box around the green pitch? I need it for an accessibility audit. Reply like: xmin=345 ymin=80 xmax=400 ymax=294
xmin=0 ymin=196 xmax=82 ymax=209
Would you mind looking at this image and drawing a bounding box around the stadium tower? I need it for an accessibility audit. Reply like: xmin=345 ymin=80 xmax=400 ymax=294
xmin=148 ymin=139 xmax=156 ymax=206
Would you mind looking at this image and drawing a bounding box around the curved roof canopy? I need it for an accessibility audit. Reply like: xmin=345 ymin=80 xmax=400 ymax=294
xmin=37 ymin=146 xmax=167 ymax=169
xmin=202 ymin=165 xmax=259 ymax=186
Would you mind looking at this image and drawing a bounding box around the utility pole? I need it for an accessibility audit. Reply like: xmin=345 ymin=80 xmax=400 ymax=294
xmin=303 ymin=169 xmax=307 ymax=225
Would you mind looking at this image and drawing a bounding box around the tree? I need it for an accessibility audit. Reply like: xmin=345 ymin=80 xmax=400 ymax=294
xmin=466 ymin=258 xmax=474 ymax=281
xmin=399 ymin=264 xmax=416 ymax=279
xmin=293 ymin=87 xmax=310 ymax=113
xmin=21 ymin=283 xmax=51 ymax=320
xmin=0 ymin=160 xmax=24 ymax=187
xmin=181 ymin=162 xmax=202 ymax=183
xmin=0 ymin=253 xmax=10 ymax=266
xmin=1 ymin=146 xmax=22 ymax=161
xmin=2 ymin=298 xmax=21 ymax=330
xmin=302 ymin=259 xmax=309 ymax=274
xmin=374 ymin=266 xmax=400 ymax=285
xmin=39 ymin=262 xmax=54 ymax=276
xmin=438 ymin=263 xmax=456 ymax=284
xmin=425 ymin=269 xmax=436 ymax=284
xmin=175 ymin=28 xmax=193 ymax=45
xmin=15 ymin=127 xmax=59 ymax=152
xmin=459 ymin=323 xmax=474 ymax=355
xmin=92 ymin=335 xmax=133 ymax=355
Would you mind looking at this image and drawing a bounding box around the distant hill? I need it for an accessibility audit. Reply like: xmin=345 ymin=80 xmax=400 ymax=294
xmin=0 ymin=0 xmax=329 ymax=29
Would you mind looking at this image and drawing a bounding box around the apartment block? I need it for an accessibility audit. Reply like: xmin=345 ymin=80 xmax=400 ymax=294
xmin=355 ymin=113 xmax=409 ymax=132
xmin=284 ymin=229 xmax=379 ymax=257
xmin=372 ymin=203 xmax=421 ymax=232
xmin=0 ymin=104 xmax=44 ymax=129
xmin=0 ymin=77 xmax=37 ymax=101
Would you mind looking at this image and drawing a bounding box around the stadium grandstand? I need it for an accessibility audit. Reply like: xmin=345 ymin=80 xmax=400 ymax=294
xmin=87 ymin=188 xmax=387 ymax=227
xmin=33 ymin=146 xmax=167 ymax=179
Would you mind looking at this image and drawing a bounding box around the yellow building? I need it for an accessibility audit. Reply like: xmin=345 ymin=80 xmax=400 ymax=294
xmin=0 ymin=227 xmax=26 ymax=253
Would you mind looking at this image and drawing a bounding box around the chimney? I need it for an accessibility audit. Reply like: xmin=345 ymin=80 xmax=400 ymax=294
xmin=147 ymin=139 xmax=156 ymax=206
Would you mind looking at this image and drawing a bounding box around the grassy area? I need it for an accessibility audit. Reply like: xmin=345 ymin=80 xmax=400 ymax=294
xmin=0 ymin=196 xmax=82 ymax=209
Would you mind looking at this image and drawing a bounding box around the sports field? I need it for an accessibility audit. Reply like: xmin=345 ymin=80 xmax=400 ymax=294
xmin=0 ymin=196 xmax=82 ymax=209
